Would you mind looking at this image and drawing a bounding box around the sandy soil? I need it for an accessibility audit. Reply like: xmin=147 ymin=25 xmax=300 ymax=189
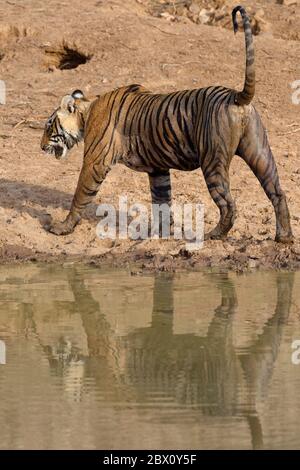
xmin=0 ymin=0 xmax=300 ymax=271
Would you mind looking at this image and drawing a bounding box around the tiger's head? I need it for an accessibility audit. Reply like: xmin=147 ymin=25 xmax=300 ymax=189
xmin=41 ymin=90 xmax=90 ymax=159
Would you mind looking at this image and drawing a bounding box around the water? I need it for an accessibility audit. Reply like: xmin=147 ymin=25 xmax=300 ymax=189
xmin=0 ymin=264 xmax=300 ymax=450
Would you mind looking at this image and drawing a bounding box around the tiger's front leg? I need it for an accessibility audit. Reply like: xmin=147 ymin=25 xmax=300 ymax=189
xmin=45 ymin=163 xmax=109 ymax=235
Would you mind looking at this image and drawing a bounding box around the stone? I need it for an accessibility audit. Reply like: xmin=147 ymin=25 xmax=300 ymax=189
xmin=199 ymin=9 xmax=212 ymax=25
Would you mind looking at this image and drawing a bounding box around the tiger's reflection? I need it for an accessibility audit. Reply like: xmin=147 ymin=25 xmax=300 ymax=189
xmin=34 ymin=268 xmax=293 ymax=449
xmin=1 ymin=267 xmax=292 ymax=449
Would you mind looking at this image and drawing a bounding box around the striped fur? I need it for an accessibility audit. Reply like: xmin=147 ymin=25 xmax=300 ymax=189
xmin=41 ymin=6 xmax=293 ymax=243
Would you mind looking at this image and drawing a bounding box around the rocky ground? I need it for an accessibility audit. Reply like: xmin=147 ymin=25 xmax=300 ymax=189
xmin=0 ymin=0 xmax=300 ymax=271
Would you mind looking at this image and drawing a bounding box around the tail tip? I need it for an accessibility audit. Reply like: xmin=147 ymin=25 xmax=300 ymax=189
xmin=232 ymin=5 xmax=245 ymax=34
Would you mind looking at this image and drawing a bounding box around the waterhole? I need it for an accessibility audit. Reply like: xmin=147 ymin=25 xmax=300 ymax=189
xmin=0 ymin=264 xmax=299 ymax=449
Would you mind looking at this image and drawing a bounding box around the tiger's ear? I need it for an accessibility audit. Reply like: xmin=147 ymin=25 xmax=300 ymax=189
xmin=60 ymin=94 xmax=76 ymax=113
xmin=72 ymin=90 xmax=85 ymax=99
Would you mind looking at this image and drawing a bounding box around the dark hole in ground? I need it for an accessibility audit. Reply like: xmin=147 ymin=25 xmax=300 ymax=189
xmin=44 ymin=42 xmax=92 ymax=71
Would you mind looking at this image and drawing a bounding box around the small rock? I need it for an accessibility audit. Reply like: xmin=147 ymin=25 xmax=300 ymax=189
xmin=199 ymin=8 xmax=212 ymax=25
xmin=189 ymin=3 xmax=200 ymax=15
xmin=160 ymin=12 xmax=176 ymax=22
xmin=248 ymin=258 xmax=257 ymax=269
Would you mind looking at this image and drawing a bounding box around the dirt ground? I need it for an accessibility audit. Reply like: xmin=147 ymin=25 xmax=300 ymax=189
xmin=0 ymin=0 xmax=300 ymax=271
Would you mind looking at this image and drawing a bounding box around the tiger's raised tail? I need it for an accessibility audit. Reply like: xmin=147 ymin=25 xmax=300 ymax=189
xmin=232 ymin=5 xmax=255 ymax=106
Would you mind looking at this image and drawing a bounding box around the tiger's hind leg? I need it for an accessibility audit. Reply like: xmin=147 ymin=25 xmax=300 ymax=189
xmin=149 ymin=170 xmax=172 ymax=206
xmin=203 ymin=154 xmax=237 ymax=240
xmin=237 ymin=109 xmax=293 ymax=243
xmin=148 ymin=170 xmax=172 ymax=236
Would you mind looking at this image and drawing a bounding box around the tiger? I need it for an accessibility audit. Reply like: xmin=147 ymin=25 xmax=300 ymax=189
xmin=41 ymin=5 xmax=293 ymax=243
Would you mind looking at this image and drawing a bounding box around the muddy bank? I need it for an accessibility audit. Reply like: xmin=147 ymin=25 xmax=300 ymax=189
xmin=1 ymin=237 xmax=300 ymax=273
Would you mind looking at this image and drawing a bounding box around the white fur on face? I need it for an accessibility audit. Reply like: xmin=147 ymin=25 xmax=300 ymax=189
xmin=61 ymin=146 xmax=68 ymax=159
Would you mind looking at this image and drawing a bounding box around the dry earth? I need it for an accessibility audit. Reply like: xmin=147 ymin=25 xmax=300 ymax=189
xmin=0 ymin=0 xmax=300 ymax=271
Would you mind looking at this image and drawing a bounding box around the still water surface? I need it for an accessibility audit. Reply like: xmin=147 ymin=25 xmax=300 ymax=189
xmin=0 ymin=264 xmax=300 ymax=449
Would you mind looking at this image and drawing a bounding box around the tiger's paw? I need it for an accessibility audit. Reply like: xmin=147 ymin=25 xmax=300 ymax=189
xmin=44 ymin=220 xmax=75 ymax=236
xmin=275 ymin=233 xmax=294 ymax=244
xmin=204 ymin=230 xmax=227 ymax=241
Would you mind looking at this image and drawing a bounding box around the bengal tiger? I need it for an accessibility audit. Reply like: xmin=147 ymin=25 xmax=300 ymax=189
xmin=41 ymin=5 xmax=293 ymax=243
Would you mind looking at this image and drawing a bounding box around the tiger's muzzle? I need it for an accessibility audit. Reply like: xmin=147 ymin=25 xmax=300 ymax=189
xmin=41 ymin=143 xmax=67 ymax=160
